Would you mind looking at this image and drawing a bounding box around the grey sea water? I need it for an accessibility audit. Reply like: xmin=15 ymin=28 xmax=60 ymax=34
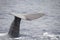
xmin=0 ymin=0 xmax=60 ymax=40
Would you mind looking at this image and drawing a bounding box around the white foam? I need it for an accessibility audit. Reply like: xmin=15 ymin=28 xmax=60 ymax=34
xmin=0 ymin=33 xmax=7 ymax=36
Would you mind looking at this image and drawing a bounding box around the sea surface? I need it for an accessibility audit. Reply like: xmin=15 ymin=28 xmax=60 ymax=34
xmin=0 ymin=0 xmax=60 ymax=40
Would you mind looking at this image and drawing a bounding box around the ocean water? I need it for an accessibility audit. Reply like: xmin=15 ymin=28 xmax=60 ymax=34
xmin=0 ymin=0 xmax=60 ymax=40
